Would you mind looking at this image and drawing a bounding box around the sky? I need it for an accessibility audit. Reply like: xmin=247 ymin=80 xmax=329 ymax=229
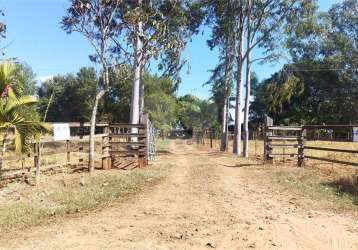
xmin=0 ymin=0 xmax=342 ymax=99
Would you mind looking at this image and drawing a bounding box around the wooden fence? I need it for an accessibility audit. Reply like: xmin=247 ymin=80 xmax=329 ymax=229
xmin=264 ymin=116 xmax=358 ymax=167
xmin=1 ymin=116 xmax=157 ymax=183
xmin=1 ymin=122 xmax=107 ymax=183
xmin=303 ymin=125 xmax=358 ymax=167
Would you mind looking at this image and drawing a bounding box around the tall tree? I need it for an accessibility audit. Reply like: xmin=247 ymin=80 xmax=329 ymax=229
xmin=126 ymin=0 xmax=202 ymax=125
xmin=129 ymin=0 xmax=143 ymax=127
xmin=62 ymin=0 xmax=122 ymax=172
xmin=243 ymin=0 xmax=252 ymax=157
xmin=242 ymin=0 xmax=316 ymax=157
xmin=229 ymin=0 xmax=246 ymax=155
xmin=204 ymin=0 xmax=242 ymax=153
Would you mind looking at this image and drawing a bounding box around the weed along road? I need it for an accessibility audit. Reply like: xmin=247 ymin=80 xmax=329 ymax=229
xmin=1 ymin=140 xmax=358 ymax=249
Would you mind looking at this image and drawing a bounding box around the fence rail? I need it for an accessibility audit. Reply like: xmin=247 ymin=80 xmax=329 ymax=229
xmin=1 ymin=115 xmax=157 ymax=183
xmin=264 ymin=115 xmax=358 ymax=167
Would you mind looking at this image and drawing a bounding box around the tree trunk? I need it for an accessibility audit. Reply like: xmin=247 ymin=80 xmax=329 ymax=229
xmin=139 ymin=57 xmax=146 ymax=117
xmin=243 ymin=52 xmax=251 ymax=157
xmin=233 ymin=30 xmax=245 ymax=155
xmin=225 ymin=98 xmax=229 ymax=151
xmin=89 ymin=89 xmax=106 ymax=172
xmin=243 ymin=0 xmax=252 ymax=158
xmin=220 ymin=96 xmax=228 ymax=151
xmin=0 ymin=132 xmax=8 ymax=171
xmin=130 ymin=0 xmax=143 ymax=125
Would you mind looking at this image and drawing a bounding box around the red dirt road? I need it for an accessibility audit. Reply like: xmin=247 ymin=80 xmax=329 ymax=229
xmin=1 ymin=141 xmax=357 ymax=249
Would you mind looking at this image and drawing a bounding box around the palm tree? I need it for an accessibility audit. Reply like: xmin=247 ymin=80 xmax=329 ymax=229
xmin=0 ymin=61 xmax=49 ymax=171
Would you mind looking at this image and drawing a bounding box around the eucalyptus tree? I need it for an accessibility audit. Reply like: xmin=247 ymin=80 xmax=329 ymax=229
xmin=206 ymin=40 xmax=235 ymax=151
xmin=203 ymin=0 xmax=243 ymax=153
xmin=203 ymin=0 xmax=246 ymax=155
xmin=62 ymin=0 xmax=123 ymax=172
xmin=206 ymin=64 xmax=233 ymax=151
xmin=241 ymin=0 xmax=317 ymax=157
xmin=125 ymin=0 xmax=202 ymax=126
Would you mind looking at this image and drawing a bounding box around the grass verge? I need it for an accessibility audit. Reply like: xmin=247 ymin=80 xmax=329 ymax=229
xmin=269 ymin=167 xmax=358 ymax=211
xmin=0 ymin=163 xmax=172 ymax=232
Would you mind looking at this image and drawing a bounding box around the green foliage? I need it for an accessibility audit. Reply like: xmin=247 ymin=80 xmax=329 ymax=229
xmin=144 ymin=74 xmax=177 ymax=132
xmin=252 ymin=0 xmax=357 ymax=126
xmin=102 ymin=65 xmax=133 ymax=123
xmin=38 ymin=67 xmax=97 ymax=122
xmin=37 ymin=66 xmax=180 ymax=128
xmin=176 ymin=94 xmax=219 ymax=130
xmin=0 ymin=96 xmax=47 ymax=154
xmin=251 ymin=59 xmax=357 ymax=125
xmin=0 ymin=62 xmax=48 ymax=154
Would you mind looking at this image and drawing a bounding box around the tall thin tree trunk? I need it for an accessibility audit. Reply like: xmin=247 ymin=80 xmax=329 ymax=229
xmin=225 ymin=98 xmax=229 ymax=151
xmin=139 ymin=57 xmax=146 ymax=117
xmin=36 ymin=91 xmax=54 ymax=185
xmin=243 ymin=56 xmax=251 ymax=157
xmin=233 ymin=30 xmax=245 ymax=155
xmin=130 ymin=0 xmax=143 ymax=125
xmin=220 ymin=96 xmax=228 ymax=151
xmin=221 ymin=38 xmax=231 ymax=152
xmin=89 ymin=89 xmax=106 ymax=172
xmin=89 ymin=67 xmax=108 ymax=172
xmin=243 ymin=0 xmax=252 ymax=158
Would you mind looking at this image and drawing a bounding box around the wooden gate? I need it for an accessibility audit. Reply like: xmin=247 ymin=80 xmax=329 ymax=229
xmin=263 ymin=115 xmax=358 ymax=167
xmin=264 ymin=115 xmax=305 ymax=166
xmin=104 ymin=115 xmax=156 ymax=170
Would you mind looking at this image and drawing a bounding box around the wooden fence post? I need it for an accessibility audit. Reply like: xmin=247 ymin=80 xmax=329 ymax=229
xmin=102 ymin=124 xmax=111 ymax=169
xmin=139 ymin=114 xmax=148 ymax=168
xmin=298 ymin=128 xmax=305 ymax=167
xmin=264 ymin=115 xmax=274 ymax=164
xmin=34 ymin=142 xmax=40 ymax=185
xmin=66 ymin=140 xmax=70 ymax=165
xmin=78 ymin=122 xmax=84 ymax=164
xmin=210 ymin=130 xmax=213 ymax=148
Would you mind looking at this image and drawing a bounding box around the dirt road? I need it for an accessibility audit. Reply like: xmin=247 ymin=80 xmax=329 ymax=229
xmin=1 ymin=141 xmax=358 ymax=249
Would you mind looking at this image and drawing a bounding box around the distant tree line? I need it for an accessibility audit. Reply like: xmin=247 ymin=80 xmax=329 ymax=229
xmin=36 ymin=66 xmax=218 ymax=134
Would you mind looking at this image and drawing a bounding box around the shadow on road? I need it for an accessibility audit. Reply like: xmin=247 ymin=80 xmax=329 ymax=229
xmin=221 ymin=163 xmax=263 ymax=168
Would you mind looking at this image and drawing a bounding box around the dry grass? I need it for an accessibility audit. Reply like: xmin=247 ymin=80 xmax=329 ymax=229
xmin=2 ymin=138 xmax=104 ymax=172
xmin=0 ymin=162 xmax=173 ymax=232
xmin=202 ymin=138 xmax=358 ymax=166
xmin=199 ymin=137 xmax=358 ymax=210
xmin=266 ymin=166 xmax=358 ymax=211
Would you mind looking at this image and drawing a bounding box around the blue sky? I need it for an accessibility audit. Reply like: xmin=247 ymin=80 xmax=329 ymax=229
xmin=1 ymin=0 xmax=342 ymax=99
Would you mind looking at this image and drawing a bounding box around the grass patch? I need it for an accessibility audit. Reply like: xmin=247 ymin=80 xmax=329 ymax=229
xmin=157 ymin=138 xmax=170 ymax=151
xmin=0 ymin=163 xmax=172 ymax=232
xmin=270 ymin=167 xmax=358 ymax=210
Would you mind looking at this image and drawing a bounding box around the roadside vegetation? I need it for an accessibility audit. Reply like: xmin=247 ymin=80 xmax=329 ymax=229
xmin=268 ymin=167 xmax=358 ymax=211
xmin=0 ymin=162 xmax=173 ymax=232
